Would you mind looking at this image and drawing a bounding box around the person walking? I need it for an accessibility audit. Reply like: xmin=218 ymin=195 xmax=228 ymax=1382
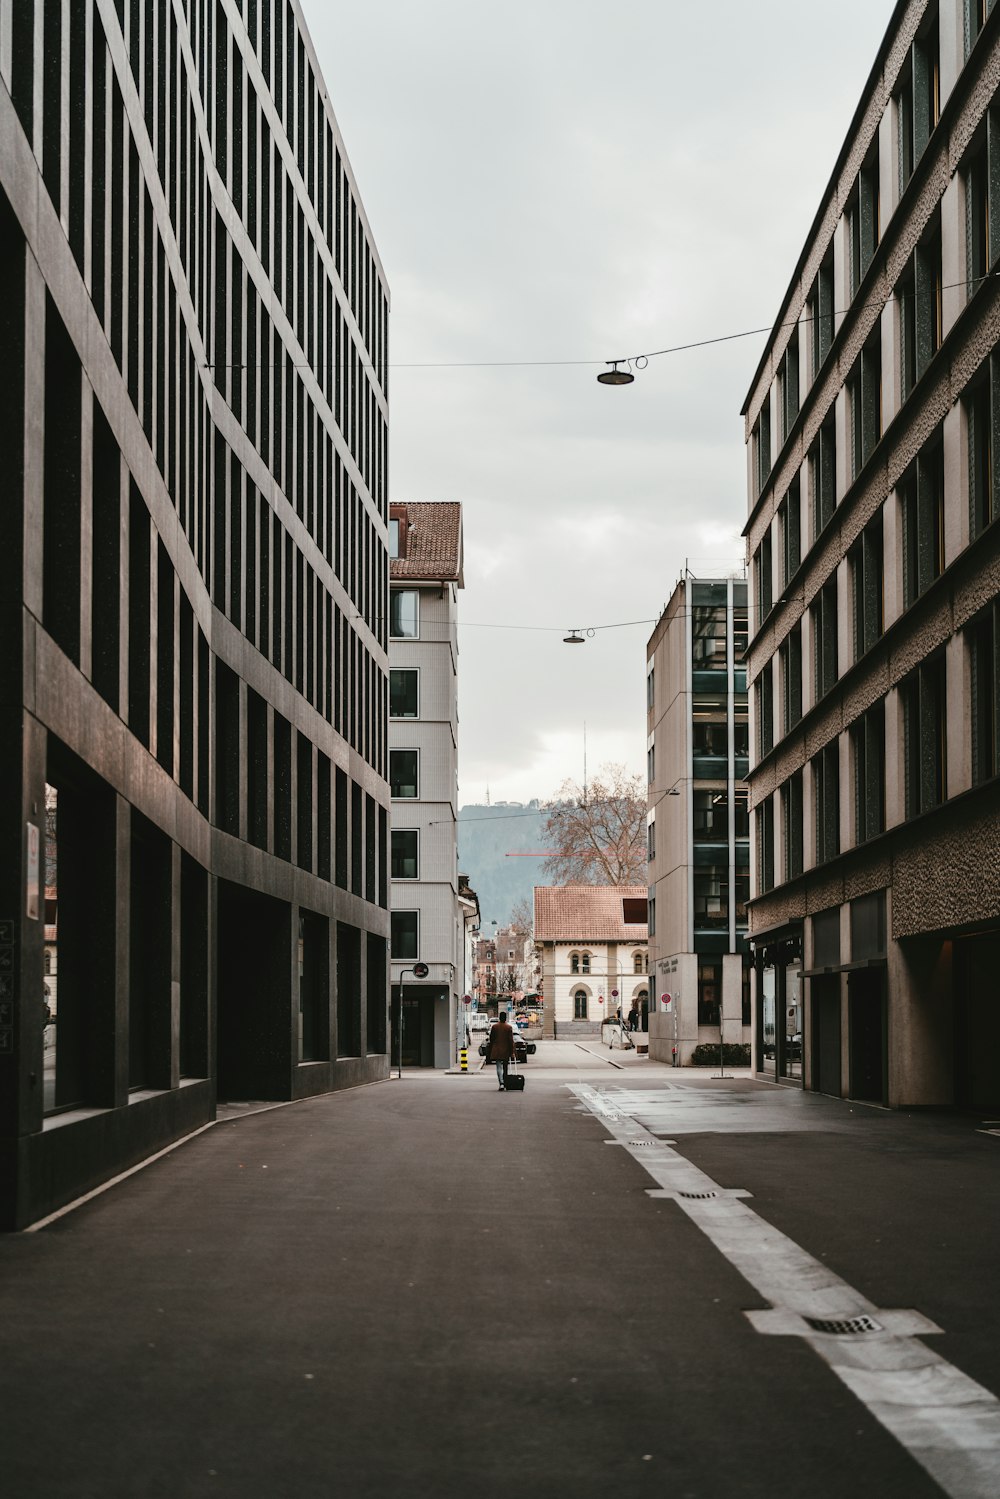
xmin=627 ymin=1003 xmax=640 ymax=1033
xmin=486 ymin=1011 xmax=517 ymax=1090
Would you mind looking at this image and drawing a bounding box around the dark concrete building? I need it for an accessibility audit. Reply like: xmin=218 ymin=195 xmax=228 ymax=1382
xmin=0 ymin=0 xmax=390 ymax=1228
xmin=743 ymin=0 xmax=1000 ymax=1109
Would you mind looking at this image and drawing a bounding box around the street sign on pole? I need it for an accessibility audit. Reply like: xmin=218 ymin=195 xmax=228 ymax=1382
xmin=413 ymin=962 xmax=429 ymax=978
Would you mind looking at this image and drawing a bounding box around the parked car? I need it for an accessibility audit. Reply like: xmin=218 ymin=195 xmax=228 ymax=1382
xmin=478 ymin=1031 xmax=535 ymax=1062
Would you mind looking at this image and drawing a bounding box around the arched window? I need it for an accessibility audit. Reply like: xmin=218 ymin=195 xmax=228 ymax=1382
xmin=581 ymin=953 xmax=591 ymax=974
xmin=574 ymin=990 xmax=588 ymax=1020
xmin=633 ymin=951 xmax=645 ymax=974
xmin=569 ymin=952 xmax=579 ymax=974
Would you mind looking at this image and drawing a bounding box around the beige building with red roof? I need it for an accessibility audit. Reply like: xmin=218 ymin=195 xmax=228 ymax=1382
xmin=389 ymin=503 xmax=465 ymax=1067
xmin=533 ymin=886 xmax=649 ymax=1038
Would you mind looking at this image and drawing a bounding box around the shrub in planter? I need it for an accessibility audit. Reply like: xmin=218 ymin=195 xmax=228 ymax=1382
xmin=688 ymin=1043 xmax=752 ymax=1067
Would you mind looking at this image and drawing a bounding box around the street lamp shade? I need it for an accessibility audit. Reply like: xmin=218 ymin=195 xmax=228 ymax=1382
xmin=597 ymin=361 xmax=634 ymax=386
xmin=563 ymin=629 xmax=585 ymax=644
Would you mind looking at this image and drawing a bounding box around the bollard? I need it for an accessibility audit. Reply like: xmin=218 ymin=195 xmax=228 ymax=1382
xmin=460 ymin=1049 xmax=468 ymax=1072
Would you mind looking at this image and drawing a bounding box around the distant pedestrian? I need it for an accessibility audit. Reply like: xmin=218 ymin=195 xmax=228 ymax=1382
xmin=627 ymin=1004 xmax=640 ymax=1033
xmin=486 ymin=1011 xmax=517 ymax=1090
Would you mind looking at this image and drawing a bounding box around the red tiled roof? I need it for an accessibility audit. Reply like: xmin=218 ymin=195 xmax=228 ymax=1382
xmin=533 ymin=885 xmax=648 ymax=942
xmin=390 ymin=502 xmax=463 ymax=583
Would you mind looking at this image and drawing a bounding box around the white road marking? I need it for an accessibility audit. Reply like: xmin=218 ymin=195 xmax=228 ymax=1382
xmin=571 ymin=1083 xmax=1000 ymax=1499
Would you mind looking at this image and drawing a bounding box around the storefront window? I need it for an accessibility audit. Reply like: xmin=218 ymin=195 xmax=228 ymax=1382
xmin=782 ymin=948 xmax=803 ymax=1079
xmin=698 ymin=961 xmax=721 ymax=1025
xmin=760 ymin=960 xmax=776 ymax=1076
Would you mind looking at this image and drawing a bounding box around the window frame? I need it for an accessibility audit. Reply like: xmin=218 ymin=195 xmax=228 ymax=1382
xmin=390 ymin=908 xmax=419 ymax=961
xmin=389 ymin=747 xmax=419 ymax=799
xmin=389 ymin=588 xmax=419 ymax=639
xmin=390 ymin=827 xmax=419 ymax=880
xmin=389 ymin=666 xmax=420 ymax=719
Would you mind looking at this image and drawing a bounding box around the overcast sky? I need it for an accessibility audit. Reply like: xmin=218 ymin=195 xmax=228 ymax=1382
xmin=301 ymin=0 xmax=897 ymax=805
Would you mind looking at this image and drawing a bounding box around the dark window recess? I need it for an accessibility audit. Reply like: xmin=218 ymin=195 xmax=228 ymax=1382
xmin=697 ymin=961 xmax=722 ymax=1027
xmin=390 ymin=910 xmax=418 ymax=962
xmin=247 ymin=689 xmax=268 ymax=850
xmin=814 ymin=740 xmax=841 ymax=864
xmin=780 ymin=482 xmax=801 ymax=588
xmin=757 ymin=798 xmax=774 ymax=894
xmin=967 ymin=351 xmax=1000 ymax=537
xmin=812 ymin=577 xmax=839 ymax=701
xmin=854 ymin=702 xmax=886 ymax=844
xmin=903 ymin=654 xmax=947 ymax=817
xmin=753 ymin=396 xmax=771 ymax=497
xmin=390 ymin=668 xmax=418 ymax=717
xmin=336 ymin=921 xmax=362 ymax=1057
xmin=901 ymin=443 xmax=944 ymax=608
xmin=91 ymin=400 xmax=121 ymax=710
xmin=296 ymin=733 xmax=313 ymax=872
xmin=852 ymin=511 xmax=884 ymax=660
xmin=898 ymin=17 xmax=940 ymax=190
xmin=215 ymin=660 xmax=240 ymax=837
xmin=849 ymin=150 xmax=880 ymax=296
xmin=43 ymin=297 xmax=83 ymax=665
xmin=809 ymin=254 xmax=835 ymax=378
xmin=378 ymin=805 xmax=388 ymax=909
xmin=273 ymin=710 xmax=292 ymax=859
xmin=335 ymin=766 xmax=348 ymax=888
xmin=391 ymin=829 xmax=418 ymax=879
xmin=970 ymin=602 xmax=1000 ymax=784
xmin=811 ymin=419 xmax=837 ymax=538
xmin=756 ymin=530 xmax=773 ymax=622
xmin=899 ymin=213 xmax=942 ymax=400
xmin=128 ymin=483 xmax=151 ymax=747
xmin=156 ymin=543 xmax=175 ymax=774
xmin=782 ymin=772 xmax=804 ymax=880
xmin=365 ymin=794 xmax=377 ymax=904
xmin=366 ymin=934 xmax=387 ymax=1055
xmin=779 ymin=330 xmax=799 ymax=442
xmin=849 ymin=338 xmax=882 ymax=479
xmin=317 ymin=752 xmax=332 ymax=880
xmin=781 ymin=624 xmax=803 ymax=732
xmin=180 ymin=853 xmax=210 ymax=1078
xmin=298 ymin=912 xmax=328 ymax=1063
xmin=757 ymin=662 xmax=774 ymax=758
xmin=351 ymin=780 xmax=363 ymax=895
xmin=42 ymin=0 xmax=62 ymax=205
xmin=129 ymin=814 xmax=173 ymax=1091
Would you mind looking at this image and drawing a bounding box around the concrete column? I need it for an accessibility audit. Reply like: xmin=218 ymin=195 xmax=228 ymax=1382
xmin=946 ymin=632 xmax=972 ymax=798
xmin=882 ymin=483 xmax=903 ymax=630
xmin=884 ymin=687 xmax=906 ymax=830
xmin=942 ymin=400 xmax=966 ymax=568
xmin=940 ymin=175 xmax=963 ymax=342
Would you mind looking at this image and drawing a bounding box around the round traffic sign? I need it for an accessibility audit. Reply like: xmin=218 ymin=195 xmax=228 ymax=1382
xmin=412 ymin=961 xmax=429 ymax=978
xmin=462 ymin=994 xmax=472 ymax=1005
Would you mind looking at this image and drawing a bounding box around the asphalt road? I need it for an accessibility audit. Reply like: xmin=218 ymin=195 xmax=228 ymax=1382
xmin=1 ymin=1043 xmax=997 ymax=1499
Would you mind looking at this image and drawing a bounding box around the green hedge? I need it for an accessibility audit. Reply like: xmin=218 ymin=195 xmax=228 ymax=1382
xmin=688 ymin=1043 xmax=751 ymax=1067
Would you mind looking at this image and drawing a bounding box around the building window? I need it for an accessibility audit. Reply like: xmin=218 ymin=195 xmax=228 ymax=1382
xmin=782 ymin=771 xmax=804 ymax=880
xmin=903 ymin=654 xmax=947 ymax=817
xmin=900 ymin=443 xmax=944 ymax=609
xmin=756 ymin=661 xmax=774 ymax=758
xmin=753 ymin=395 xmax=771 ymax=497
xmin=647 ymin=742 xmax=655 ymax=784
xmin=899 ymin=211 xmax=942 ymax=401
xmin=852 ymin=510 xmax=884 ymax=660
xmin=646 ymin=665 xmax=655 ymax=710
xmin=389 ymin=748 xmax=418 ymax=798
xmin=814 ymin=740 xmax=840 ymax=864
xmin=757 ymin=796 xmax=774 ymax=894
xmin=633 ymin=951 xmax=646 ymax=974
xmin=853 ymin=702 xmax=886 ymax=843
xmin=573 ymin=990 xmax=588 ymax=1020
xmin=810 ymin=418 xmax=837 ymax=538
xmin=733 ymin=703 xmax=749 ymax=766
xmin=692 ymin=602 xmax=728 ymax=670
xmin=389 ymin=589 xmax=418 ymax=638
xmin=897 ymin=16 xmax=940 ymax=191
xmin=808 ymin=252 xmax=835 ymax=379
xmin=780 ymin=623 xmax=803 ymax=732
xmin=391 ymin=909 xmax=418 ymax=960
xmin=389 ymin=668 xmax=419 ymax=718
xmin=570 ymin=952 xmax=580 ymax=974
xmin=778 ymin=329 xmax=800 ymax=442
xmin=693 ymin=789 xmax=729 ymax=842
xmin=697 ymin=961 xmax=721 ymax=1027
xmin=812 ymin=577 xmax=839 ymax=701
xmin=647 ymin=819 xmax=656 ymax=862
xmin=694 ymin=867 xmax=729 ymax=930
xmin=755 ymin=530 xmax=773 ymax=623
xmin=391 ymin=829 xmax=418 ymax=879
xmin=967 ymin=0 xmax=998 ymax=56
xmin=849 ymin=336 xmax=882 ymax=479
xmin=970 ymin=602 xmax=999 ymax=783
xmin=779 ymin=481 xmax=801 ymax=587
xmin=581 ymin=953 xmax=591 ymax=975
xmin=388 ymin=517 xmax=400 ymax=558
xmin=733 ymin=597 xmax=748 ymax=661
xmin=849 ymin=148 xmax=881 ymax=296
xmin=648 ymin=895 xmax=655 ymax=937
xmin=967 ymin=353 xmax=999 ymax=537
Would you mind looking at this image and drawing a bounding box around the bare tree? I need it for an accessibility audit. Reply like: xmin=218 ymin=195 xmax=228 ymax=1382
xmin=540 ymin=763 xmax=647 ymax=886
xmin=508 ymin=895 xmax=534 ymax=941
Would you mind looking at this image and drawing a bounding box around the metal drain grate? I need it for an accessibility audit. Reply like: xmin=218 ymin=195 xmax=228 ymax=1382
xmin=629 ymin=1139 xmax=655 ymax=1147
xmin=805 ymin=1314 xmax=883 ymax=1336
xmin=680 ymin=1190 xmax=718 ymax=1199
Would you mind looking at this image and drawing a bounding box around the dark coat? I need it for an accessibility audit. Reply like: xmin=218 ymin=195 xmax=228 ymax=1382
xmin=486 ymin=1022 xmax=516 ymax=1062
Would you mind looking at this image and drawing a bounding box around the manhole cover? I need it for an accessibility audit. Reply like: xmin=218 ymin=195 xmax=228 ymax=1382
xmin=680 ymin=1190 xmax=718 ymax=1199
xmin=805 ymin=1314 xmax=883 ymax=1335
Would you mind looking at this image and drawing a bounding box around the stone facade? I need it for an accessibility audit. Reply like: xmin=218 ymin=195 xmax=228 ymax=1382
xmin=743 ymin=0 xmax=1000 ymax=1107
xmin=0 ymin=0 xmax=390 ymax=1228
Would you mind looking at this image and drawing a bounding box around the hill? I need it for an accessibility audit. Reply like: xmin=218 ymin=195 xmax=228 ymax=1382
xmin=457 ymin=803 xmax=547 ymax=928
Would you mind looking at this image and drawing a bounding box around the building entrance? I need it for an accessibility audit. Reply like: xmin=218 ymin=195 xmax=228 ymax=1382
xmin=955 ymin=932 xmax=1000 ymax=1109
xmin=848 ymin=969 xmax=885 ymax=1103
xmin=812 ymin=975 xmax=842 ymax=1098
xmin=217 ymin=883 xmax=292 ymax=1101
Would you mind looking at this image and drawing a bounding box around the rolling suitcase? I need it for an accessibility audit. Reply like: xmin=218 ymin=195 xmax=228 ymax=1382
xmin=505 ymin=1060 xmax=525 ymax=1092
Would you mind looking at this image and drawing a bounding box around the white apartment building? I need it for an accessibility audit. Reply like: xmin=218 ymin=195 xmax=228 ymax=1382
xmin=534 ymin=886 xmax=649 ymax=1038
xmin=389 ymin=503 xmax=465 ymax=1067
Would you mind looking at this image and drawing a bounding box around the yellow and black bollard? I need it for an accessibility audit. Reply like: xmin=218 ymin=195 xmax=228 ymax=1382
xmin=460 ymin=1049 xmax=468 ymax=1072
